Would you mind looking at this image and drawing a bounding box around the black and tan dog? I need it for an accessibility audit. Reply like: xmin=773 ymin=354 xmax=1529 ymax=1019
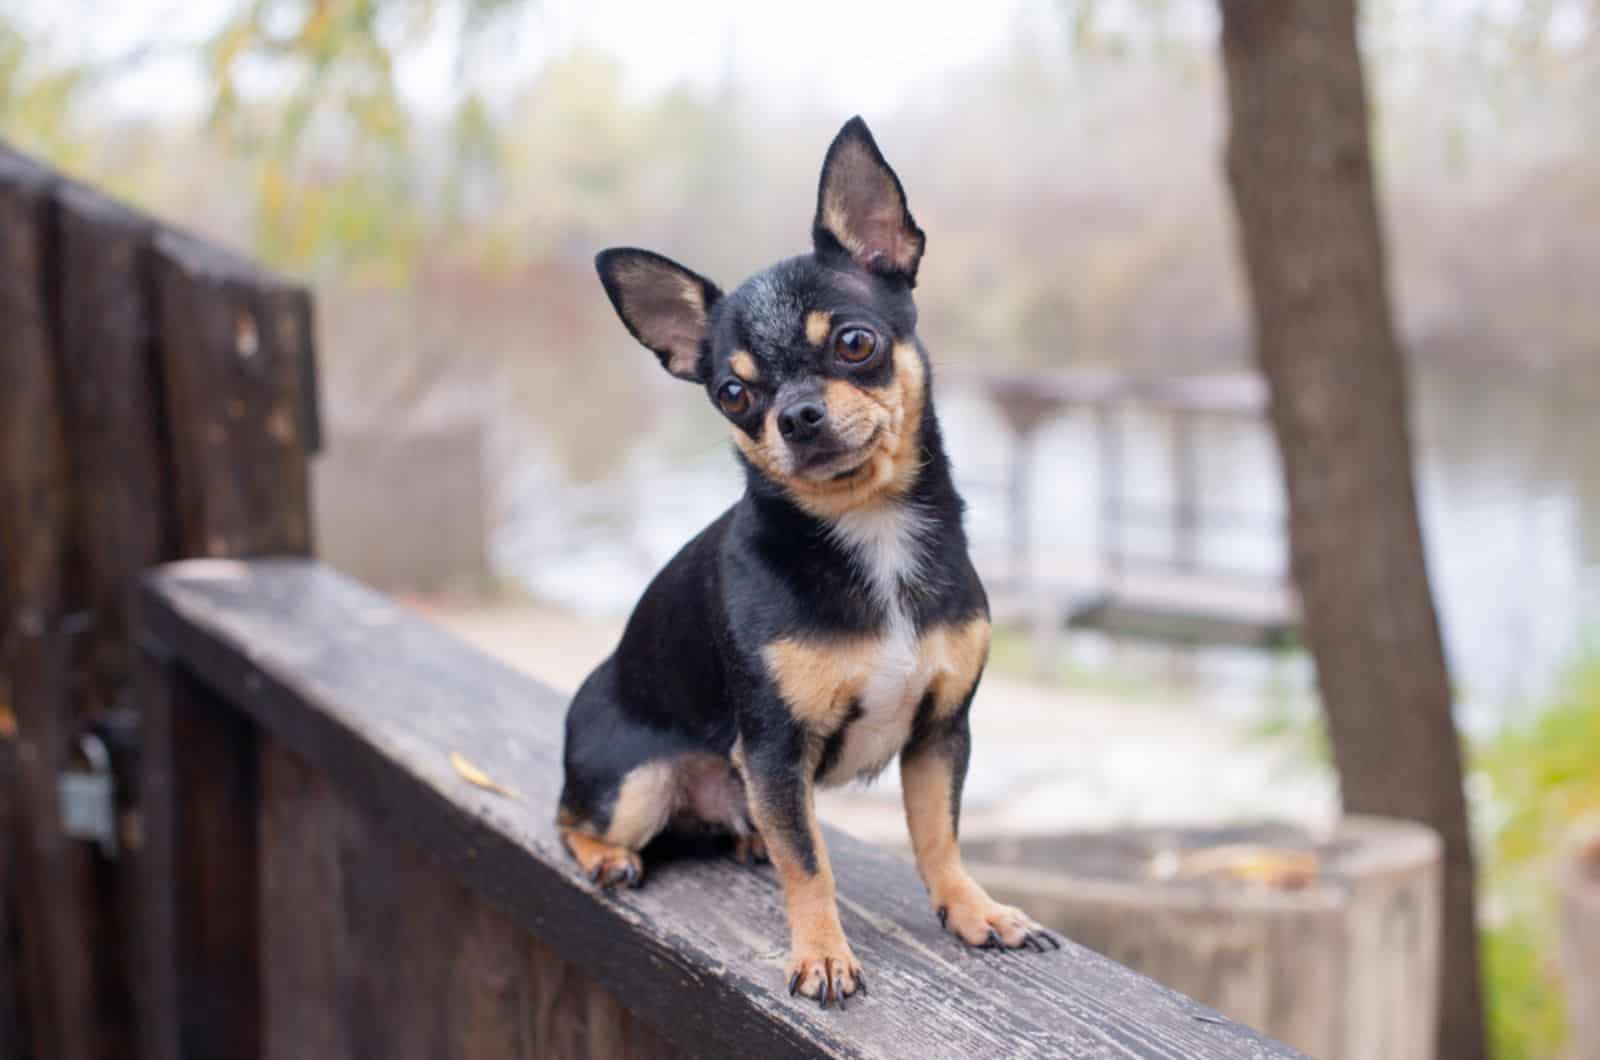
xmin=559 ymin=116 xmax=1058 ymax=1007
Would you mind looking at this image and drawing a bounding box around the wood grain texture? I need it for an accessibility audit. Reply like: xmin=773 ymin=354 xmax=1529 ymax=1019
xmin=53 ymin=172 xmax=175 ymax=1060
xmin=153 ymin=227 xmax=313 ymax=560
xmin=173 ymin=679 xmax=261 ymax=1058
xmin=0 ymin=738 xmax=24 ymax=1059
xmin=0 ymin=145 xmax=101 ymax=1060
xmin=132 ymin=641 xmax=181 ymax=1060
xmin=143 ymin=217 xmax=316 ymax=1060
xmin=53 ymin=181 xmax=174 ymax=713
xmin=141 ymin=558 xmax=1303 ymax=1060
xmin=260 ymin=741 xmax=681 ymax=1060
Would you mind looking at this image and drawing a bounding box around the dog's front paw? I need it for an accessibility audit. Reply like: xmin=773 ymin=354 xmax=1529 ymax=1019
xmin=786 ymin=938 xmax=865 ymax=1009
xmin=935 ymin=888 xmax=1060 ymax=953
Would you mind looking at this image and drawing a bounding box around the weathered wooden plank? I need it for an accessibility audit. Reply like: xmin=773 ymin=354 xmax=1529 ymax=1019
xmin=135 ymin=640 xmax=265 ymax=1060
xmin=0 ymin=736 xmax=24 ymax=1060
xmin=142 ymin=558 xmax=1304 ymax=1060
xmin=132 ymin=638 xmax=181 ymax=1060
xmin=260 ymin=739 xmax=681 ymax=1060
xmin=0 ymin=145 xmax=102 ymax=1060
xmin=53 ymin=180 xmax=173 ymax=703
xmin=258 ymin=741 xmax=346 ymax=1060
xmin=143 ymin=224 xmax=316 ymax=1060
xmin=153 ymin=228 xmax=313 ymax=560
xmin=175 ymin=677 xmax=261 ymax=1057
xmin=50 ymin=172 xmax=176 ymax=1060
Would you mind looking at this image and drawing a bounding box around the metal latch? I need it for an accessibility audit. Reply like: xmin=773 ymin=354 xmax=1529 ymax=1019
xmin=59 ymin=732 xmax=118 ymax=858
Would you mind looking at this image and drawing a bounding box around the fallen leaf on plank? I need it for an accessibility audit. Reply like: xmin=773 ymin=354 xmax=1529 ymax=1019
xmin=449 ymin=751 xmax=522 ymax=801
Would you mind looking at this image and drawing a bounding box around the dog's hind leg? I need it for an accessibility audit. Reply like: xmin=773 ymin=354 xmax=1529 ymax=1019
xmin=559 ymin=758 xmax=676 ymax=889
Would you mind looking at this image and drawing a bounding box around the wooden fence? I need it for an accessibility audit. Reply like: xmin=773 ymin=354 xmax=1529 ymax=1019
xmin=0 ymin=141 xmax=1303 ymax=1058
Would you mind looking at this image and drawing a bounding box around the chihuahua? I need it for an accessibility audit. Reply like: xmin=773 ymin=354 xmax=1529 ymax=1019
xmin=559 ymin=116 xmax=1057 ymax=1008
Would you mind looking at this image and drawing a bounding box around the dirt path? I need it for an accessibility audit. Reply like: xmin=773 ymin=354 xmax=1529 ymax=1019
xmin=419 ymin=601 xmax=1335 ymax=845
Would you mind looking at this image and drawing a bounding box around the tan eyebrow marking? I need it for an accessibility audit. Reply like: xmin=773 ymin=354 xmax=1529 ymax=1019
xmin=805 ymin=310 xmax=832 ymax=347
xmin=730 ymin=350 xmax=760 ymax=382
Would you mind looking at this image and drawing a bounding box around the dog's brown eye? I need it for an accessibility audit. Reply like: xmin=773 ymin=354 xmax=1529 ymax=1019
xmin=835 ymin=328 xmax=878 ymax=365
xmin=718 ymin=381 xmax=751 ymax=417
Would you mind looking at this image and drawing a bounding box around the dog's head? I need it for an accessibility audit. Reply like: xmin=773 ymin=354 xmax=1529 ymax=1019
xmin=596 ymin=117 xmax=929 ymax=520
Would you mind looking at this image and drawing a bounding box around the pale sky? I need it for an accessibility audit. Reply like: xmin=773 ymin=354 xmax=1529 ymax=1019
xmin=15 ymin=0 xmax=1574 ymax=132
xmin=16 ymin=0 xmax=1074 ymax=123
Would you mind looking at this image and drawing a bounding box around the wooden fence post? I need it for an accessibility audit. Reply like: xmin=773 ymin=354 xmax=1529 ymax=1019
xmin=137 ymin=227 xmax=314 ymax=1059
xmin=0 ymin=736 xmax=22 ymax=1057
xmin=53 ymin=179 xmax=176 ymax=1060
xmin=0 ymin=146 xmax=104 ymax=1060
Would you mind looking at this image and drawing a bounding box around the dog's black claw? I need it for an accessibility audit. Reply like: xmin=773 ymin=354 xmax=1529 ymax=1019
xmin=587 ymin=863 xmax=605 ymax=884
xmin=835 ymin=977 xmax=848 ymax=1010
xmin=1026 ymin=934 xmax=1047 ymax=953
xmin=985 ymin=928 xmax=1003 ymax=950
xmin=937 ymin=907 xmax=949 ymax=929
xmin=625 ymin=865 xmax=642 ymax=887
xmin=857 ymin=972 xmax=868 ymax=996
xmin=1045 ymin=932 xmax=1062 ymax=950
xmin=789 ymin=971 xmax=802 ymax=996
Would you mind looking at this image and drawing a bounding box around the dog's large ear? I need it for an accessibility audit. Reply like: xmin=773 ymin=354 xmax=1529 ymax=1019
xmin=595 ymin=248 xmax=723 ymax=382
xmin=812 ymin=116 xmax=926 ymax=285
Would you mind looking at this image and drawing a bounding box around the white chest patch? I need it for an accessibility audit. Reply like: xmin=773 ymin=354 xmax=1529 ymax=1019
xmin=827 ymin=504 xmax=930 ymax=613
xmin=817 ymin=613 xmax=930 ymax=786
xmin=818 ymin=505 xmax=934 ymax=786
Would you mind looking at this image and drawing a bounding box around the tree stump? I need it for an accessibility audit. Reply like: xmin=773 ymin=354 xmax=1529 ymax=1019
xmin=962 ymin=816 xmax=1440 ymax=1060
xmin=1560 ymin=832 xmax=1600 ymax=1060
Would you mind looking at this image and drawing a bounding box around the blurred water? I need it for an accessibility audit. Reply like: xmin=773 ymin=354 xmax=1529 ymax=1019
xmin=494 ymin=367 xmax=1600 ymax=733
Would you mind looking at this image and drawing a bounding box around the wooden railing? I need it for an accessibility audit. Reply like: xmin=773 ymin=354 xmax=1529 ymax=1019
xmin=138 ymin=557 xmax=1303 ymax=1059
xmin=2 ymin=139 xmax=1304 ymax=1058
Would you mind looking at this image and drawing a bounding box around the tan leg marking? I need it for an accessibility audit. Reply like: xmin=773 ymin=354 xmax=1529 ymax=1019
xmin=901 ymin=751 xmax=1057 ymax=952
xmin=742 ymin=765 xmax=863 ymax=1006
xmin=763 ymin=634 xmax=881 ymax=731
xmin=559 ymin=760 xmax=679 ymax=890
xmin=920 ymin=616 xmax=991 ymax=721
xmin=605 ymin=760 xmax=677 ymax=849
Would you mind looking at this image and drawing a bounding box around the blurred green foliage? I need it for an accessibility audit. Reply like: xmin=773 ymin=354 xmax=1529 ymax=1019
xmin=1477 ymin=650 xmax=1600 ymax=1059
xmin=1482 ymin=918 xmax=1568 ymax=1060
xmin=203 ymin=0 xmax=523 ymax=279
xmin=0 ymin=11 xmax=89 ymax=168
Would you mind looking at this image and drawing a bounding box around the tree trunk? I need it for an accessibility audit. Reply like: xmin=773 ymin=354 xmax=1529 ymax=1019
xmin=1216 ymin=4 xmax=1486 ymax=1059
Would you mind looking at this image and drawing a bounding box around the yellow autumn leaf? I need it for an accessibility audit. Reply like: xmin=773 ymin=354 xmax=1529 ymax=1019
xmin=449 ymin=751 xmax=521 ymax=801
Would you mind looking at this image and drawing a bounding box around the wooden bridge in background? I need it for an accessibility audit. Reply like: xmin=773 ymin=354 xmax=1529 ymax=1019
xmin=950 ymin=368 xmax=1303 ymax=651
xmin=0 ymin=141 xmax=1307 ymax=1059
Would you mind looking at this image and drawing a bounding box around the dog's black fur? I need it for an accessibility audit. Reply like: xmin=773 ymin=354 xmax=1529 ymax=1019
xmin=559 ymin=117 xmax=1057 ymax=1008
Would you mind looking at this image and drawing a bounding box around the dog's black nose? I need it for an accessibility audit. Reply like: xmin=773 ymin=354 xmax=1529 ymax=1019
xmin=777 ymin=401 xmax=827 ymax=443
